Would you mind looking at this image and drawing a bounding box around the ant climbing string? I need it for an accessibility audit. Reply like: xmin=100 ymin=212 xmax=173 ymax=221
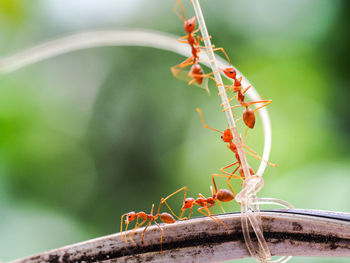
xmin=171 ymin=0 xmax=232 ymax=93
xmin=220 ymin=67 xmax=272 ymax=129
xmin=196 ymin=108 xmax=276 ymax=193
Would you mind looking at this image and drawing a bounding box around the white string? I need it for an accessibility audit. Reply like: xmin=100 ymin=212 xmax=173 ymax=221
xmin=189 ymin=1 xmax=294 ymax=262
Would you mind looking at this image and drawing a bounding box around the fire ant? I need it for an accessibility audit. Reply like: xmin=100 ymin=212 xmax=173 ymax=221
xmin=171 ymin=63 xmax=212 ymax=94
xmin=179 ymin=178 xmax=234 ymax=233
xmin=120 ymin=187 xmax=187 ymax=251
xmin=171 ymin=0 xmax=232 ymax=91
xmin=220 ymin=68 xmax=272 ymax=129
xmin=196 ymin=108 xmax=276 ymax=186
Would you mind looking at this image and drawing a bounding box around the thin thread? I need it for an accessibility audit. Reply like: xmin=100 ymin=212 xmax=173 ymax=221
xmin=191 ymin=0 xmax=252 ymax=182
xmin=189 ymin=2 xmax=293 ymax=263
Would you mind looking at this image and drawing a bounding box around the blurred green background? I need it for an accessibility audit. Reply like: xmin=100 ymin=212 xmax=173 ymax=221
xmin=0 ymin=0 xmax=349 ymax=262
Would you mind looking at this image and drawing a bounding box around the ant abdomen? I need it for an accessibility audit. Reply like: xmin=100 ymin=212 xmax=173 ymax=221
xmin=216 ymin=189 xmax=234 ymax=202
xmin=189 ymin=64 xmax=204 ymax=84
xmin=243 ymin=108 xmax=255 ymax=129
xmin=160 ymin=213 xmax=176 ymax=224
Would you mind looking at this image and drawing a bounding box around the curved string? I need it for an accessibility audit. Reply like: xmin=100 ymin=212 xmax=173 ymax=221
xmin=0 ymin=29 xmax=270 ymax=178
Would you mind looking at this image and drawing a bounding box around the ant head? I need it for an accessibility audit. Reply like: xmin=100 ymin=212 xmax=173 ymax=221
xmin=221 ymin=129 xmax=233 ymax=142
xmin=181 ymin=198 xmax=195 ymax=211
xmin=184 ymin=16 xmax=196 ymax=33
xmin=221 ymin=67 xmax=236 ymax=79
xmin=125 ymin=211 xmax=136 ymax=223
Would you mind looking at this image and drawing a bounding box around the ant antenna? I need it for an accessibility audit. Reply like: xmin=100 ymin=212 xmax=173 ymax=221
xmin=174 ymin=0 xmax=186 ymax=22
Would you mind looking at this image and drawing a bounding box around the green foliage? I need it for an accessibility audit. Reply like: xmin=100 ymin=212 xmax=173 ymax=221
xmin=0 ymin=0 xmax=349 ymax=262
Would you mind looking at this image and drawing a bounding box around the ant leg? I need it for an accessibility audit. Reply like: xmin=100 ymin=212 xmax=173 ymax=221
xmin=244 ymin=100 xmax=272 ymax=112
xmin=194 ymin=32 xmax=211 ymax=46
xmin=219 ymin=161 xmax=240 ymax=177
xmin=178 ymin=37 xmax=189 ymax=44
xmin=198 ymin=45 xmax=231 ymax=64
xmin=202 ymin=46 xmax=232 ymax=65
xmin=198 ymin=207 xmax=231 ymax=234
xmin=242 ymin=85 xmax=252 ymax=94
xmin=198 ymin=193 xmax=205 ymax=199
xmin=141 ymin=221 xmax=152 ymax=245
xmin=124 ymin=221 xmax=130 ymax=243
xmin=243 ymin=144 xmax=267 ymax=159
xmin=217 ymin=199 xmax=225 ymax=213
xmin=211 ymin=174 xmax=241 ymax=199
xmin=188 ymin=206 xmax=194 ymax=219
xmin=235 ymin=116 xmax=242 ymax=125
xmin=211 ymin=175 xmax=218 ymax=194
xmin=181 ymin=205 xmax=194 ymax=220
xmin=192 ymin=26 xmax=201 ymax=35
xmin=243 ymin=126 xmax=249 ymax=140
xmin=197 ymin=207 xmax=220 ymax=226
xmin=189 ymin=71 xmax=216 ymax=79
xmin=162 ymin=186 xmax=188 ymax=203
xmin=120 ymin=213 xmax=128 ymax=242
xmin=253 ymin=100 xmax=272 ymax=112
xmin=177 ymin=58 xmax=215 ymax=68
xmin=187 ymin=72 xmax=216 ymax=88
xmin=223 ymin=103 xmax=242 ymax=112
xmin=220 ymin=95 xmax=236 ymax=107
xmin=243 ymin=145 xmax=277 ymax=167
xmin=150 ymin=203 xmax=155 ymax=216
xmin=154 ymin=221 xmax=164 ymax=252
xmin=220 ymin=163 xmax=242 ymax=193
xmin=129 ymin=218 xmax=147 ymax=244
xmin=176 ymin=57 xmax=195 ymax=68
xmin=161 ymin=187 xmax=188 ymax=219
xmin=199 ymin=35 xmax=212 ymax=42
xmin=192 ymin=72 xmax=219 ymax=82
xmin=228 ymin=85 xmax=251 ymax=101
xmin=210 ymin=184 xmax=226 ymax=214
xmin=133 ymin=218 xmax=147 ymax=231
xmin=196 ymin=108 xmax=223 ymax=134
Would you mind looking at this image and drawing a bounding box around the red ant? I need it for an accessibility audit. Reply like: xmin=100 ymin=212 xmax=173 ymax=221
xmin=179 ymin=178 xmax=234 ymax=233
xmin=172 ymin=0 xmax=232 ymax=90
xmin=171 ymin=14 xmax=212 ymax=91
xmin=173 ymin=1 xmax=204 ymax=68
xmin=175 ymin=15 xmax=230 ymax=67
xmin=220 ymin=68 xmax=272 ymax=129
xmin=120 ymin=187 xmax=186 ymax=251
xmin=196 ymin=108 xmax=276 ymax=189
xmin=171 ymin=62 xmax=212 ymax=87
